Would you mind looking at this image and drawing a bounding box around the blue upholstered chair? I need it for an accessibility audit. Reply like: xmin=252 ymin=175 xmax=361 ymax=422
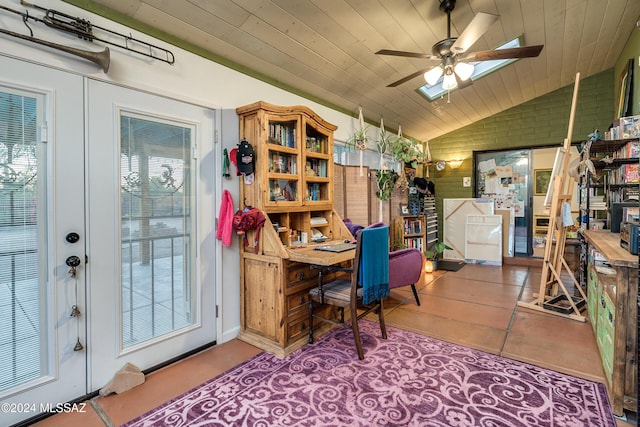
xmin=308 ymin=225 xmax=390 ymax=359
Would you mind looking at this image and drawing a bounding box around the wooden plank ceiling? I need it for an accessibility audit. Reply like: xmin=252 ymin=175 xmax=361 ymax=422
xmin=73 ymin=0 xmax=640 ymax=140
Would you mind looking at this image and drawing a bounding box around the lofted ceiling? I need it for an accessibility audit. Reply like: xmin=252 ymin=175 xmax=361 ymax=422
xmin=71 ymin=0 xmax=640 ymax=140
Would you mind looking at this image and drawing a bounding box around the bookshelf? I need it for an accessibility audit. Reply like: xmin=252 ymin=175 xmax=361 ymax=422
xmin=394 ymin=215 xmax=426 ymax=251
xmin=578 ymin=138 xmax=639 ymax=232
xmin=235 ymin=101 xmax=353 ymax=357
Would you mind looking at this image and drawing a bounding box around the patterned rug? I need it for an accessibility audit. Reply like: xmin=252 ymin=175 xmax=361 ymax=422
xmin=123 ymin=321 xmax=615 ymax=427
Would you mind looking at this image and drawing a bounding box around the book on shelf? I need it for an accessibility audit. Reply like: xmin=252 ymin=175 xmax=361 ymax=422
xmin=310 ymin=216 xmax=328 ymax=225
xmin=403 ymin=237 xmax=424 ymax=251
xmin=268 ymin=122 xmax=296 ymax=147
xmin=619 ymin=163 xmax=639 ymax=183
xmin=269 ymin=152 xmax=297 ymax=174
xmin=614 ymin=140 xmax=640 ymax=159
xmin=403 ymin=218 xmax=423 ymax=234
xmin=306 ymin=183 xmax=326 ymax=201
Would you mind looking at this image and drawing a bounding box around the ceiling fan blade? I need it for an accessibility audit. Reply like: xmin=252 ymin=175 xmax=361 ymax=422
xmin=463 ymin=45 xmax=544 ymax=62
xmin=387 ymin=67 xmax=432 ymax=87
xmin=451 ymin=12 xmax=499 ymax=54
xmin=376 ymin=49 xmax=439 ymax=60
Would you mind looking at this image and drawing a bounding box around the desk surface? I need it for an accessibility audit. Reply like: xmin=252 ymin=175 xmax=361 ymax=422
xmin=286 ymin=241 xmax=356 ymax=266
xmin=582 ymin=230 xmax=638 ymax=268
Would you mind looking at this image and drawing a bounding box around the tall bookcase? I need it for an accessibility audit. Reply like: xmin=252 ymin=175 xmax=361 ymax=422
xmin=577 ymin=137 xmax=639 ymax=415
xmin=235 ymin=101 xmax=353 ymax=356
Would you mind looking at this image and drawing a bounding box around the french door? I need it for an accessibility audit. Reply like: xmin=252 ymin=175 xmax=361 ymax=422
xmin=0 ymin=57 xmax=86 ymax=426
xmin=0 ymin=57 xmax=217 ymax=425
xmin=86 ymin=79 xmax=217 ymax=391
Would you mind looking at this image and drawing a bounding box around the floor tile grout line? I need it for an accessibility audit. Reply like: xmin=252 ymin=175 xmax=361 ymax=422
xmin=89 ymin=398 xmax=115 ymax=427
xmin=498 ymin=266 xmax=531 ymax=355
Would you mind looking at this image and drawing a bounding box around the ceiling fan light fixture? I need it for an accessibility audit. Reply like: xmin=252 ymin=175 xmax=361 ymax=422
xmin=454 ymin=62 xmax=474 ymax=81
xmin=424 ymin=66 xmax=443 ymax=86
xmin=442 ymin=72 xmax=457 ymax=90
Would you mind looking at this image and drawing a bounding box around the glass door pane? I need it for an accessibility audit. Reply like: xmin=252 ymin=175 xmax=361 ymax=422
xmin=120 ymin=113 xmax=195 ymax=349
xmin=0 ymin=88 xmax=44 ymax=391
xmin=475 ymin=149 xmax=532 ymax=256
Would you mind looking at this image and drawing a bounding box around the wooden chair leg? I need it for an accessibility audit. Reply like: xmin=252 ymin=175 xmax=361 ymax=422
xmin=378 ymin=300 xmax=387 ymax=339
xmin=350 ymin=306 xmax=364 ymax=360
xmin=410 ymin=284 xmax=421 ymax=306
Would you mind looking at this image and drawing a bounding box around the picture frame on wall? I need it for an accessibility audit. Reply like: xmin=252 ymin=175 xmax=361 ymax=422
xmin=400 ymin=204 xmax=409 ymax=215
xmin=617 ymin=58 xmax=634 ymax=119
xmin=534 ymin=169 xmax=552 ymax=196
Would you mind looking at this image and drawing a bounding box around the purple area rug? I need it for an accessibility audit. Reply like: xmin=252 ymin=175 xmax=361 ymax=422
xmin=123 ymin=321 xmax=615 ymax=426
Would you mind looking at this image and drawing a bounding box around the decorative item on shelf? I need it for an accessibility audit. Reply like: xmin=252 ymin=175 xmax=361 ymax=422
xmin=423 ymin=241 xmax=452 ymax=272
xmin=448 ymin=159 xmax=463 ymax=169
xmin=587 ymin=129 xmax=602 ymax=142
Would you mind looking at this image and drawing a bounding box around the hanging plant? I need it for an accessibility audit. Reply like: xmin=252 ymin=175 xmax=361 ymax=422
xmin=389 ymin=135 xmax=427 ymax=168
xmin=346 ymin=106 xmax=370 ymax=151
xmin=346 ymin=125 xmax=371 ymax=151
xmin=375 ymin=169 xmax=398 ymax=201
xmin=376 ymin=118 xmax=392 ymax=156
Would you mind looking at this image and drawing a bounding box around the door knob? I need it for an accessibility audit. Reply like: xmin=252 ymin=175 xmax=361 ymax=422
xmin=66 ymin=256 xmax=81 ymax=278
xmin=65 ymin=232 xmax=80 ymax=243
xmin=66 ymin=256 xmax=81 ymax=267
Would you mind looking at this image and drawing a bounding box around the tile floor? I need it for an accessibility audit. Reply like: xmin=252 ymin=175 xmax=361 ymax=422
xmin=29 ymin=263 xmax=636 ymax=427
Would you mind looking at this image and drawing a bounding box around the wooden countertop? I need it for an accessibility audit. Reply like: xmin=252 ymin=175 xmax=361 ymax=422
xmin=582 ymin=230 xmax=639 ymax=268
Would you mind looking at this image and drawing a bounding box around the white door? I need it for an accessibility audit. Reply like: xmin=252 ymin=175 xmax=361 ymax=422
xmin=86 ymin=80 xmax=217 ymax=390
xmin=0 ymin=58 xmax=86 ymax=425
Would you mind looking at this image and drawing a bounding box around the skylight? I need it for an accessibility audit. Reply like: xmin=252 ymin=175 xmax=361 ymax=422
xmin=417 ymin=37 xmax=523 ymax=101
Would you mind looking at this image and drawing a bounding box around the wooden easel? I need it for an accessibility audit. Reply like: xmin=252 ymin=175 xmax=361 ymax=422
xmin=518 ymin=73 xmax=587 ymax=322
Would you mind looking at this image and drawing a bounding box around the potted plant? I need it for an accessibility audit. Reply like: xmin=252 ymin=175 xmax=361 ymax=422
xmin=423 ymin=241 xmax=452 ymax=272
xmin=345 ymin=124 xmax=370 ymax=151
xmin=388 ymin=134 xmax=427 ymax=191
xmin=389 ymin=135 xmax=427 ymax=168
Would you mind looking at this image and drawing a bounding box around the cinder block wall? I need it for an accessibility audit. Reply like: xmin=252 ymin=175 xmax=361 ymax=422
xmin=428 ymin=69 xmax=614 ymax=223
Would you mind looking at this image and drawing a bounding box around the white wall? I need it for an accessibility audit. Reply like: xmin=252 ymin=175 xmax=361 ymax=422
xmin=0 ymin=0 xmax=371 ymax=345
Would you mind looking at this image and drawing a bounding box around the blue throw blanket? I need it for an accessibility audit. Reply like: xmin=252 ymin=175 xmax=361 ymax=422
xmin=358 ymin=226 xmax=389 ymax=304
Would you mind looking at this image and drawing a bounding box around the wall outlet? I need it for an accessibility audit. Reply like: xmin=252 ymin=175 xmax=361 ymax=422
xmin=463 ymin=177 xmax=471 ymax=187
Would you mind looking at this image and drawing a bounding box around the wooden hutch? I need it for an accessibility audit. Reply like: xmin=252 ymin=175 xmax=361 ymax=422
xmin=235 ymin=101 xmax=353 ymax=356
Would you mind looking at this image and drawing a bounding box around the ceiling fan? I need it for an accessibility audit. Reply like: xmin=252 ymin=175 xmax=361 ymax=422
xmin=376 ymin=0 xmax=543 ymax=89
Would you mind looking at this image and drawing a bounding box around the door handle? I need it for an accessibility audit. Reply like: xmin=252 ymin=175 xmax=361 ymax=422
xmin=66 ymin=255 xmax=81 ymax=278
